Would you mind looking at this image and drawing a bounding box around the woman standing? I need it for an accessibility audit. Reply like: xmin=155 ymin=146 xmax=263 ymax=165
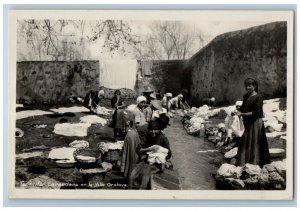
xmin=111 ymin=90 xmax=126 ymax=139
xmin=236 ymin=78 xmax=270 ymax=167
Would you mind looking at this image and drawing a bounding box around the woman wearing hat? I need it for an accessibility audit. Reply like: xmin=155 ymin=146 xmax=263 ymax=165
xmin=142 ymin=86 xmax=155 ymax=105
xmin=235 ymin=78 xmax=270 ymax=167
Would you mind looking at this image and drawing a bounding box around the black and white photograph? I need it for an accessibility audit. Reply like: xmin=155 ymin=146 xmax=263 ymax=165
xmin=8 ymin=10 xmax=294 ymax=199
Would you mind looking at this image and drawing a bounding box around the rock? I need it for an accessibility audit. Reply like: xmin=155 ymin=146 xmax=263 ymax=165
xmin=243 ymin=163 xmax=261 ymax=176
xmin=224 ymin=147 xmax=238 ymax=159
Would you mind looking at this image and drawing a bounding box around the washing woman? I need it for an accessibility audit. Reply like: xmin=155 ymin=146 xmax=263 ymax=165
xmin=236 ymin=78 xmax=270 ymax=167
xmin=129 ymin=119 xmax=172 ymax=189
xmin=111 ymin=89 xmax=127 ymax=139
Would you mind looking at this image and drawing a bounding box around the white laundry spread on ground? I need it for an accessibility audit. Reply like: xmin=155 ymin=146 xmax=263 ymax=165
xmin=16 ymin=151 xmax=44 ymax=159
xmin=53 ymin=123 xmax=91 ymax=137
xmin=79 ymin=115 xmax=107 ymax=126
xmin=99 ymin=60 xmax=137 ymax=90
xmin=50 ymin=106 xmax=89 ymax=113
xmin=16 ymin=110 xmax=54 ymax=120
xmin=94 ymin=106 xmax=112 ymax=115
xmin=48 ymin=147 xmax=77 ymax=161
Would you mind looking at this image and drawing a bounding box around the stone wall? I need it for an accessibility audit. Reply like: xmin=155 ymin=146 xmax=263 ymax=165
xmin=188 ymin=22 xmax=287 ymax=106
xmin=134 ymin=60 xmax=189 ymax=96
xmin=17 ymin=61 xmax=99 ymax=104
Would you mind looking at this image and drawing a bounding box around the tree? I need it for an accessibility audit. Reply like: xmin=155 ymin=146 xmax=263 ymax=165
xmin=17 ymin=19 xmax=140 ymax=61
xmin=133 ymin=21 xmax=205 ymax=60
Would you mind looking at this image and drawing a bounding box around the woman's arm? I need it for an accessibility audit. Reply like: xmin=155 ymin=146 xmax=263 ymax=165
xmin=117 ymin=101 xmax=126 ymax=109
xmin=237 ymin=111 xmax=253 ymax=117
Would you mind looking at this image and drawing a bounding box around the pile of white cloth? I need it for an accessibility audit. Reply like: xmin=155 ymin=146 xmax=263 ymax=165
xmin=48 ymin=147 xmax=77 ymax=162
xmin=224 ymin=109 xmax=245 ymax=139
xmin=147 ymin=145 xmax=169 ymax=165
xmin=53 ymin=123 xmax=91 ymax=137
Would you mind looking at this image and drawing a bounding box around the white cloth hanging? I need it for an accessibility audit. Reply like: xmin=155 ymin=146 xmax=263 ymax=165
xmin=99 ymin=60 xmax=137 ymax=90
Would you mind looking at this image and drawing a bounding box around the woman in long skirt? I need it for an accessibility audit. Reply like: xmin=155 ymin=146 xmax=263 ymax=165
xmin=236 ymin=78 xmax=270 ymax=167
xmin=111 ymin=90 xmax=126 ymax=139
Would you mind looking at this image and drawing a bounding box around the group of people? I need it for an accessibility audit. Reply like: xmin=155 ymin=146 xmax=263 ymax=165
xmin=84 ymin=77 xmax=271 ymax=189
xmin=110 ymin=87 xmax=191 ymax=189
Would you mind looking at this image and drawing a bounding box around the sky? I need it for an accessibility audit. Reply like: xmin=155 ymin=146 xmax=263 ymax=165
xmin=17 ymin=20 xmax=271 ymax=61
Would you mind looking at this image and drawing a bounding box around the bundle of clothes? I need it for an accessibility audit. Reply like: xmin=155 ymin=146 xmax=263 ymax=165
xmin=215 ymin=160 xmax=286 ymax=190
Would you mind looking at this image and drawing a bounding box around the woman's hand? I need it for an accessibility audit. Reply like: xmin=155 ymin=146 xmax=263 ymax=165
xmin=149 ymin=145 xmax=160 ymax=152
xmin=236 ymin=111 xmax=242 ymax=116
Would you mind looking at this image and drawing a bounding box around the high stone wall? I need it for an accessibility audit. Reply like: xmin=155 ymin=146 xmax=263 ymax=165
xmin=17 ymin=61 xmax=99 ymax=104
xmin=188 ymin=22 xmax=287 ymax=106
xmin=135 ymin=60 xmax=189 ymax=96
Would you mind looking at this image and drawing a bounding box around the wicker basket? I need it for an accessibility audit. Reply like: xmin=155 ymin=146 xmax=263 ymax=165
xmin=74 ymin=148 xmax=101 ymax=168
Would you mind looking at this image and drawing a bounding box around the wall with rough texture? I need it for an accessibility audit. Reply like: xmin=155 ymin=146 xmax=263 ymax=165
xmin=135 ymin=60 xmax=189 ymax=96
xmin=188 ymin=22 xmax=287 ymax=106
xmin=17 ymin=61 xmax=99 ymax=104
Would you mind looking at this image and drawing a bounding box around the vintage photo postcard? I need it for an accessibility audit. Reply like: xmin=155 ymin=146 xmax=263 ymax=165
xmin=8 ymin=10 xmax=294 ymax=200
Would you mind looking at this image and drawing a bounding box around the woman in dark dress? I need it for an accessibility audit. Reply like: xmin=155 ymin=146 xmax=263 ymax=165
xmin=236 ymin=78 xmax=270 ymax=167
xmin=111 ymin=90 xmax=126 ymax=139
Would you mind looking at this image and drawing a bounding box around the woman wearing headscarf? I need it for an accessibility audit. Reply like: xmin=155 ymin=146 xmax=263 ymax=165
xmin=129 ymin=120 xmax=172 ymax=189
xmin=120 ymin=95 xmax=148 ymax=178
xmin=162 ymin=93 xmax=173 ymax=109
xmin=235 ymin=78 xmax=270 ymax=167
xmin=167 ymin=94 xmax=184 ymax=112
xmin=132 ymin=96 xmax=148 ymax=131
xmin=111 ymin=89 xmax=127 ymax=139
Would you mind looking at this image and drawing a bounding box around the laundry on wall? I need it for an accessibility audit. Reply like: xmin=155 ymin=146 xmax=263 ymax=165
xmin=99 ymin=60 xmax=138 ymax=90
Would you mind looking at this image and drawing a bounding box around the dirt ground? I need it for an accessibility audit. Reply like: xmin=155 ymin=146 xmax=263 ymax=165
xmin=164 ymin=116 xmax=225 ymax=190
